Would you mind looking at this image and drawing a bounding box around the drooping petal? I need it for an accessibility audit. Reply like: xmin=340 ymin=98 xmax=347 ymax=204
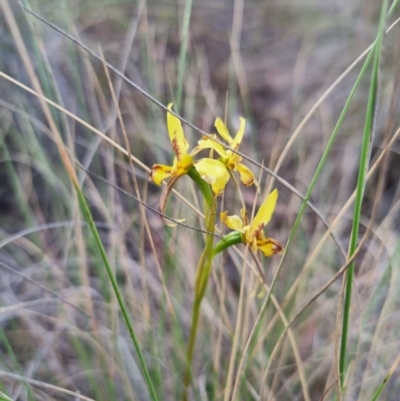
xmin=159 ymin=175 xmax=186 ymax=227
xmin=249 ymin=189 xmax=278 ymax=240
xmin=167 ymin=103 xmax=189 ymax=161
xmin=194 ymin=158 xmax=230 ymax=195
xmin=234 ymin=163 xmax=255 ymax=186
xmin=231 ymin=117 xmax=245 ymax=150
xmin=196 ymin=135 xmax=227 ymax=157
xmin=220 ymin=211 xmax=244 ymax=232
xmin=256 ymin=237 xmax=284 ymax=257
xmin=215 ymin=117 xmax=234 ymax=144
xmin=150 ymin=164 xmax=173 ymax=185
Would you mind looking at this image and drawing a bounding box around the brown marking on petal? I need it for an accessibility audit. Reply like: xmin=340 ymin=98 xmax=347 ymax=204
xmin=150 ymin=165 xmax=163 ymax=182
xmin=171 ymin=134 xmax=182 ymax=160
xmin=150 ymin=165 xmax=162 ymax=174
xmin=265 ymin=238 xmax=284 ymax=255
xmin=242 ymin=175 xmax=254 ymax=186
xmin=256 ymin=237 xmax=284 ymax=257
xmin=270 ymin=239 xmax=284 ymax=255
xmin=253 ymin=223 xmax=265 ymax=237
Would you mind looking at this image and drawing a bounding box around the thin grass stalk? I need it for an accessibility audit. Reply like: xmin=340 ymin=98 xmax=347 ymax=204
xmin=224 ymin=246 xmax=250 ymax=401
xmin=0 ymin=330 xmax=36 ymax=400
xmin=370 ymin=352 xmax=400 ymax=401
xmin=388 ymin=0 xmax=400 ymax=15
xmin=182 ymin=195 xmax=217 ymax=401
xmin=0 ymin=372 xmax=95 ymax=401
xmin=0 ymin=393 xmax=14 ymax=401
xmin=339 ymin=0 xmax=388 ymax=390
xmin=362 ymin=233 xmax=400 ymax=398
xmin=175 ymin=0 xmax=193 ymax=111
xmin=74 ymin=183 xmax=159 ymax=401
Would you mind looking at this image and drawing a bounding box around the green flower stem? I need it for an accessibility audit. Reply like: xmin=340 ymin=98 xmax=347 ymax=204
xmin=213 ymin=231 xmax=243 ymax=256
xmin=187 ymin=166 xmax=212 ymax=208
xmin=182 ymin=194 xmax=217 ymax=401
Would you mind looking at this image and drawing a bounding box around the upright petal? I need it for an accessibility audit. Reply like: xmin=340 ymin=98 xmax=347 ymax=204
xmin=194 ymin=158 xmax=230 ymax=195
xmin=167 ymin=103 xmax=189 ymax=160
xmin=235 ymin=163 xmax=255 ymax=186
xmin=196 ymin=135 xmax=227 ymax=157
xmin=150 ymin=164 xmax=173 ymax=185
xmin=215 ymin=118 xmax=234 ymax=144
xmin=220 ymin=211 xmax=244 ymax=232
xmin=249 ymin=189 xmax=278 ymax=239
xmin=231 ymin=117 xmax=245 ymax=150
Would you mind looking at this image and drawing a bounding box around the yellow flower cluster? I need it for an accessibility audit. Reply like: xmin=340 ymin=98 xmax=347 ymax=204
xmin=150 ymin=103 xmax=254 ymax=195
xmin=150 ymin=104 xmax=283 ymax=257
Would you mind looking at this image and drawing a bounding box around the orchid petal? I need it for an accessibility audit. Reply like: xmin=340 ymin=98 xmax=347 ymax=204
xmin=234 ymin=163 xmax=255 ymax=186
xmin=196 ymin=135 xmax=227 ymax=157
xmin=167 ymin=103 xmax=189 ymax=160
xmin=256 ymin=237 xmax=284 ymax=257
xmin=220 ymin=211 xmax=244 ymax=232
xmin=150 ymin=164 xmax=172 ymax=185
xmin=215 ymin=118 xmax=234 ymax=144
xmin=194 ymin=158 xmax=230 ymax=195
xmin=249 ymin=189 xmax=278 ymax=239
xmin=232 ymin=117 xmax=245 ymax=150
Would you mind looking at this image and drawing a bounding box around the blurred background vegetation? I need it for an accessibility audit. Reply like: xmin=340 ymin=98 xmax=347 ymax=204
xmin=0 ymin=0 xmax=400 ymax=400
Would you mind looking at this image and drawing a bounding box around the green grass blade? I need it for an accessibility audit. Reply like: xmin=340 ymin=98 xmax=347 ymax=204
xmin=0 ymin=329 xmax=37 ymax=401
xmin=388 ymin=0 xmax=400 ymax=16
xmin=366 ymin=239 xmax=400 ymax=399
xmin=74 ymin=184 xmax=159 ymax=401
xmin=175 ymin=0 xmax=193 ymax=111
xmin=0 ymin=392 xmax=14 ymax=401
xmin=370 ymin=350 xmax=400 ymax=401
xmin=339 ymin=0 xmax=388 ymax=390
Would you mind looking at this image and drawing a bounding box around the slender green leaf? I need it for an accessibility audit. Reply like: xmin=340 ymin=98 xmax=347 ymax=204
xmin=339 ymin=0 xmax=388 ymax=390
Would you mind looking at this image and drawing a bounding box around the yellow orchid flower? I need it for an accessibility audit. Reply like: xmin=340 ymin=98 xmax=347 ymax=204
xmin=150 ymin=103 xmax=194 ymax=185
xmin=220 ymin=189 xmax=284 ymax=257
xmin=196 ymin=117 xmax=255 ymax=187
xmin=150 ymin=103 xmax=230 ymax=196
